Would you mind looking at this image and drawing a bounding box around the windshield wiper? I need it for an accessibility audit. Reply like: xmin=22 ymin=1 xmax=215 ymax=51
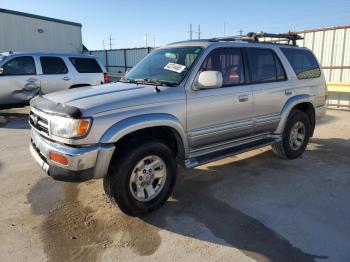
xmin=119 ymin=77 xmax=138 ymax=83
xmin=134 ymin=78 xmax=178 ymax=87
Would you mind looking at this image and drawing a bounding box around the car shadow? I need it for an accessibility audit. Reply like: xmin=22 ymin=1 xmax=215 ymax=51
xmin=140 ymin=137 xmax=350 ymax=261
xmin=0 ymin=110 xmax=30 ymax=129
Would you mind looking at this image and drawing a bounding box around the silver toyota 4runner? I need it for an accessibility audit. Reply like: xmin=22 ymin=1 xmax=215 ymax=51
xmin=29 ymin=33 xmax=327 ymax=216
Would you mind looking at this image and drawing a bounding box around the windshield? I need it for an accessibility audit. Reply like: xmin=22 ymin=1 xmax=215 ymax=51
xmin=123 ymin=46 xmax=203 ymax=86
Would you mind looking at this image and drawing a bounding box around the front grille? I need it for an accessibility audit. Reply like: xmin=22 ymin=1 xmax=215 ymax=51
xmin=29 ymin=111 xmax=49 ymax=136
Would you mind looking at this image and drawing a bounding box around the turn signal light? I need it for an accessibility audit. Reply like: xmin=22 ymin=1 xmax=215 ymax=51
xmin=76 ymin=119 xmax=91 ymax=137
xmin=49 ymin=151 xmax=68 ymax=165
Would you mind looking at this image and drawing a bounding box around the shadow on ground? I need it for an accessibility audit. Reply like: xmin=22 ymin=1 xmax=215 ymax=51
xmin=0 ymin=110 xmax=30 ymax=129
xmin=26 ymin=137 xmax=350 ymax=262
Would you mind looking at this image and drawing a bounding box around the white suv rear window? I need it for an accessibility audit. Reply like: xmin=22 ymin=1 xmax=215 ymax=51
xmin=69 ymin=57 xmax=102 ymax=73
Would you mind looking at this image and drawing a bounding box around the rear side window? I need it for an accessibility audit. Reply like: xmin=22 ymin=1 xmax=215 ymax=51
xmin=40 ymin=56 xmax=68 ymax=74
xmin=2 ymin=56 xmax=36 ymax=75
xmin=247 ymin=48 xmax=286 ymax=83
xmin=200 ymin=48 xmax=245 ymax=86
xmin=69 ymin=57 xmax=102 ymax=73
xmin=281 ymin=48 xmax=321 ymax=79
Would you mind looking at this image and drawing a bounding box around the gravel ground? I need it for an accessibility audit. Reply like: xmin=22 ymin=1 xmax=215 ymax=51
xmin=0 ymin=107 xmax=349 ymax=262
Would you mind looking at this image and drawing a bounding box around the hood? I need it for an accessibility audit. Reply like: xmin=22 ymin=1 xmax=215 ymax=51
xmin=41 ymin=82 xmax=181 ymax=116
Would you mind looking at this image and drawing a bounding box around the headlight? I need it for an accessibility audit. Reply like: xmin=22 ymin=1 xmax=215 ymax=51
xmin=50 ymin=116 xmax=92 ymax=139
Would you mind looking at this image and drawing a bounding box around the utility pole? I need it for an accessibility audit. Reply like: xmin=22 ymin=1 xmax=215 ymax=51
xmin=188 ymin=24 xmax=193 ymax=40
xmin=197 ymin=24 xmax=202 ymax=39
xmin=108 ymin=34 xmax=114 ymax=50
xmin=144 ymin=34 xmax=148 ymax=47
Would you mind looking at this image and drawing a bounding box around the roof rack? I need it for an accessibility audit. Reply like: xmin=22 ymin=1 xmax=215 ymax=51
xmin=209 ymin=32 xmax=303 ymax=46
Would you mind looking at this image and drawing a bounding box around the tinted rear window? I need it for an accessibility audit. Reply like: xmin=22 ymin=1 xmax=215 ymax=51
xmin=246 ymin=48 xmax=286 ymax=83
xmin=40 ymin=56 xmax=68 ymax=74
xmin=281 ymin=48 xmax=321 ymax=79
xmin=69 ymin=57 xmax=102 ymax=73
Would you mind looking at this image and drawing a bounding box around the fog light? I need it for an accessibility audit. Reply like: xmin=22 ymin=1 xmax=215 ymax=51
xmin=49 ymin=151 xmax=68 ymax=165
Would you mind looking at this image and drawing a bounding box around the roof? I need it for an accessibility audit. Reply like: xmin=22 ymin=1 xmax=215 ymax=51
xmin=0 ymin=51 xmax=95 ymax=58
xmin=0 ymin=8 xmax=82 ymax=27
xmin=167 ymin=32 xmax=303 ymax=47
xmin=166 ymin=39 xmax=303 ymax=49
xmin=294 ymin=25 xmax=350 ymax=34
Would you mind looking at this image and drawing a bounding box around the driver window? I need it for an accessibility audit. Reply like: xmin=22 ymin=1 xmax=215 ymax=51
xmin=200 ymin=48 xmax=244 ymax=86
xmin=2 ymin=56 xmax=36 ymax=75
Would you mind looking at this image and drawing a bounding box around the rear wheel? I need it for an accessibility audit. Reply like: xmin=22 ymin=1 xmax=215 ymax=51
xmin=272 ymin=110 xmax=310 ymax=159
xmin=103 ymin=140 xmax=177 ymax=216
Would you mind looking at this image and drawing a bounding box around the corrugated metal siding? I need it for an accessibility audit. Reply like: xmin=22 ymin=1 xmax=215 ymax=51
xmin=87 ymin=48 xmax=152 ymax=73
xmin=0 ymin=12 xmax=82 ymax=53
xmin=107 ymin=50 xmax=125 ymax=72
xmin=126 ymin=48 xmax=149 ymax=67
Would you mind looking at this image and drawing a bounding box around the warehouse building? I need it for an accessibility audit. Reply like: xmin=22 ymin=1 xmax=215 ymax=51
xmin=0 ymin=8 xmax=83 ymax=53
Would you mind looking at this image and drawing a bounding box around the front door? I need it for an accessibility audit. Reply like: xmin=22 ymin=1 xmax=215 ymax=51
xmin=0 ymin=56 xmax=40 ymax=106
xmin=186 ymin=48 xmax=253 ymax=151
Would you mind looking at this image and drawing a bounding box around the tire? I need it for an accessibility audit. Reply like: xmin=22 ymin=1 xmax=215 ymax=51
xmin=103 ymin=140 xmax=177 ymax=216
xmin=272 ymin=110 xmax=310 ymax=159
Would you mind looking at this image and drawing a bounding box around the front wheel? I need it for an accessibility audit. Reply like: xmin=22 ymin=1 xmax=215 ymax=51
xmin=103 ymin=140 xmax=177 ymax=216
xmin=272 ymin=110 xmax=311 ymax=159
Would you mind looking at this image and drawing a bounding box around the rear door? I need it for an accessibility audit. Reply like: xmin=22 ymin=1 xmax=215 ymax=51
xmin=0 ymin=56 xmax=40 ymax=106
xmin=69 ymin=57 xmax=104 ymax=86
xmin=247 ymin=48 xmax=291 ymax=134
xmin=39 ymin=56 xmax=73 ymax=94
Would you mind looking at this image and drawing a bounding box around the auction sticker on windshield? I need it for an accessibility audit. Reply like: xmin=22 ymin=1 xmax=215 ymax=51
xmin=164 ymin=63 xmax=186 ymax=73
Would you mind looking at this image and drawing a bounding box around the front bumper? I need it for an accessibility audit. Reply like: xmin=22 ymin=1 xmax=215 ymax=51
xmin=30 ymin=129 xmax=115 ymax=182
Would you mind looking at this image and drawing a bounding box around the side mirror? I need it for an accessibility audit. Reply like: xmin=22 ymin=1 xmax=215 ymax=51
xmin=0 ymin=68 xmax=3 ymax=75
xmin=194 ymin=70 xmax=223 ymax=90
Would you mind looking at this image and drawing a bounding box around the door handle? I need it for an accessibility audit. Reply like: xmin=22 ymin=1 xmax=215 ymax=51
xmin=238 ymin=95 xmax=249 ymax=102
xmin=285 ymin=89 xmax=293 ymax=95
xmin=62 ymin=76 xmax=71 ymax=81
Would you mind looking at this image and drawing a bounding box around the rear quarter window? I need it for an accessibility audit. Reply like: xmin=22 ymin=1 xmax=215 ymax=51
xmin=69 ymin=57 xmax=103 ymax=73
xmin=246 ymin=48 xmax=286 ymax=83
xmin=281 ymin=48 xmax=321 ymax=79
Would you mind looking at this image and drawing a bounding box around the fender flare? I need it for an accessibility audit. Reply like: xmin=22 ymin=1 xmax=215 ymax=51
xmin=275 ymin=94 xmax=315 ymax=134
xmin=100 ymin=113 xmax=189 ymax=157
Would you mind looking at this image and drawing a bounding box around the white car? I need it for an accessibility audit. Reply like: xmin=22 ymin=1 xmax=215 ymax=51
xmin=0 ymin=52 xmax=108 ymax=108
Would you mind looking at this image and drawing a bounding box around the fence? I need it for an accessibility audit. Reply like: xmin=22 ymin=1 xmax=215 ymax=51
xmin=84 ymin=47 xmax=152 ymax=74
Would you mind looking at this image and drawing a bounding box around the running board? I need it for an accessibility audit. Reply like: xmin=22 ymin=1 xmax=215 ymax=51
xmin=184 ymin=137 xmax=280 ymax=168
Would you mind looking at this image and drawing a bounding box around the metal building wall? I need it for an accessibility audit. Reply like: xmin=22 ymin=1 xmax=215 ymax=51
xmin=0 ymin=10 xmax=82 ymax=53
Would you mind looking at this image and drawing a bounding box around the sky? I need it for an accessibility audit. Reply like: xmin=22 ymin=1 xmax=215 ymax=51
xmin=1 ymin=0 xmax=350 ymax=50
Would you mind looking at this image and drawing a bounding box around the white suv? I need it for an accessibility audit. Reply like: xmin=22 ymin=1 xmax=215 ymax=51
xmin=0 ymin=52 xmax=108 ymax=108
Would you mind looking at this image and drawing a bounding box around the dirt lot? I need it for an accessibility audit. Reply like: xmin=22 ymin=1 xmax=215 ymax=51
xmin=0 ymin=107 xmax=349 ymax=262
